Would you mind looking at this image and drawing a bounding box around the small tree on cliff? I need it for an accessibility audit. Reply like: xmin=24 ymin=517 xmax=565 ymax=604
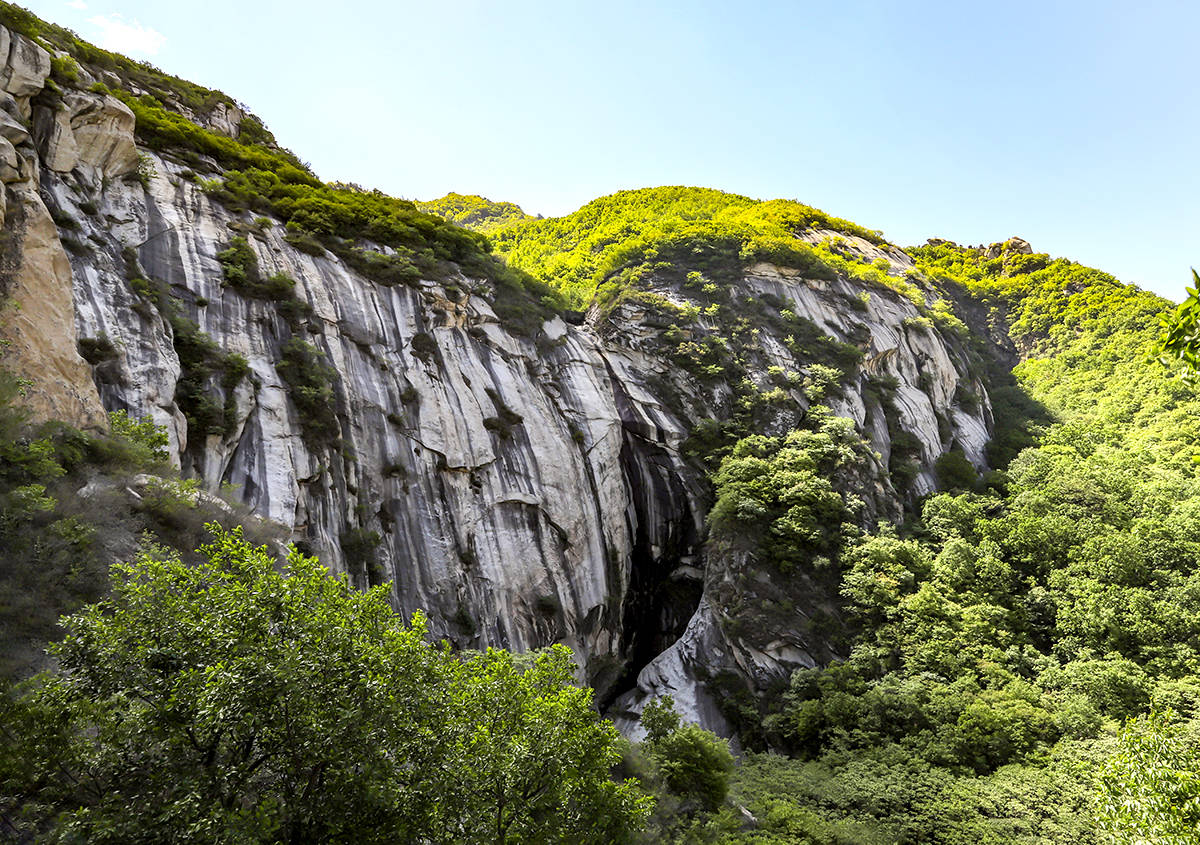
xmin=0 ymin=526 xmax=650 ymax=843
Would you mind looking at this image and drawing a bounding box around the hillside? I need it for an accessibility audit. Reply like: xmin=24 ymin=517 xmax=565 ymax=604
xmin=0 ymin=2 xmax=1196 ymax=841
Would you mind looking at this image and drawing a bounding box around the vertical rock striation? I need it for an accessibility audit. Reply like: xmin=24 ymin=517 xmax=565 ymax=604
xmin=0 ymin=26 xmax=995 ymax=730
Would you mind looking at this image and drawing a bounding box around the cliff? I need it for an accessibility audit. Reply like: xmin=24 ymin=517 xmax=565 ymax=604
xmin=0 ymin=18 xmax=996 ymax=733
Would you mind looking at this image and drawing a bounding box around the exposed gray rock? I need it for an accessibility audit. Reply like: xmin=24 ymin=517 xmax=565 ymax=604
xmin=0 ymin=135 xmax=20 ymax=184
xmin=205 ymin=100 xmax=243 ymax=138
xmin=34 ymin=90 xmax=137 ymax=179
xmin=0 ymin=107 xmax=27 ymax=144
xmin=34 ymin=102 xmax=78 ymax=172
xmin=64 ymin=91 xmax=138 ymax=179
xmin=985 ymin=236 xmax=1033 ymax=259
xmin=0 ymin=25 xmax=49 ymax=98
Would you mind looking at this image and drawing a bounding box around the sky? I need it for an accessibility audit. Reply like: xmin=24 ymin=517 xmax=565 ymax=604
xmin=18 ymin=0 xmax=1200 ymax=300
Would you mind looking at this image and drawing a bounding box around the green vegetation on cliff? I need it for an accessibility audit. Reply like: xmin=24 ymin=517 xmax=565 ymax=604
xmin=684 ymin=244 xmax=1200 ymax=842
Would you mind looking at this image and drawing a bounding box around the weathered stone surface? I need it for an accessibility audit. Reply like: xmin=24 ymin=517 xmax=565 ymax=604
xmin=0 ymin=135 xmax=20 ymax=183
xmin=205 ymin=101 xmax=243 ymax=138
xmin=65 ymin=91 xmax=137 ymax=178
xmin=985 ymin=236 xmax=1033 ymax=259
xmin=0 ymin=107 xmax=28 ymax=144
xmin=34 ymin=91 xmax=137 ymax=178
xmin=34 ymin=103 xmax=78 ymax=172
xmin=0 ymin=26 xmax=49 ymax=97
xmin=0 ymin=183 xmax=107 ymax=428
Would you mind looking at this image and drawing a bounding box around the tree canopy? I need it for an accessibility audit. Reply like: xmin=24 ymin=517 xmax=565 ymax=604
xmin=0 ymin=527 xmax=650 ymax=843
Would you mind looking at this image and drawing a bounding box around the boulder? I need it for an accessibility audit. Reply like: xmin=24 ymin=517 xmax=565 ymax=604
xmin=205 ymin=100 xmax=243 ymax=138
xmin=65 ymin=91 xmax=137 ymax=178
xmin=33 ymin=103 xmax=78 ymax=172
xmin=985 ymin=236 xmax=1033 ymax=259
xmin=0 ymin=135 xmax=20 ymax=183
xmin=0 ymin=26 xmax=49 ymax=97
xmin=33 ymin=91 xmax=138 ymax=178
xmin=0 ymin=106 xmax=28 ymax=144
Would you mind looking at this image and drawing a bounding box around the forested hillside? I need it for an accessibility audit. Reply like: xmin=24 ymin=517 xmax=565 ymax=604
xmin=673 ymin=243 xmax=1200 ymax=841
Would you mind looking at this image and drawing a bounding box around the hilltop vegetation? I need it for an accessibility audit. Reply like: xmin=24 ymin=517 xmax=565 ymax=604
xmin=491 ymin=187 xmax=892 ymax=307
xmin=416 ymin=192 xmax=533 ymax=233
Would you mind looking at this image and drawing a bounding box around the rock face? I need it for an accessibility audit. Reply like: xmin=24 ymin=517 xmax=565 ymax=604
xmin=0 ymin=26 xmax=106 ymax=428
xmin=0 ymin=27 xmax=49 ymax=101
xmin=985 ymin=237 xmax=1033 ymax=259
xmin=33 ymin=90 xmax=138 ymax=180
xmin=0 ymin=26 xmax=996 ymax=733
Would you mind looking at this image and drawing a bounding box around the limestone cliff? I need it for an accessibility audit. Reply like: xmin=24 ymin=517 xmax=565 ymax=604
xmin=0 ymin=22 xmax=996 ymax=733
xmin=0 ymin=28 xmax=105 ymax=427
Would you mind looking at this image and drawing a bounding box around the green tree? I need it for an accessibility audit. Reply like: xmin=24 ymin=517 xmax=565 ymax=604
xmin=1154 ymin=269 xmax=1200 ymax=375
xmin=450 ymin=647 xmax=652 ymax=842
xmin=1098 ymin=711 xmax=1200 ymax=844
xmin=0 ymin=527 xmax=649 ymax=843
xmin=639 ymin=697 xmax=735 ymax=813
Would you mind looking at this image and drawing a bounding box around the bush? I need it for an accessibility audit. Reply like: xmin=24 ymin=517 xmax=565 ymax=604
xmin=49 ymin=54 xmax=79 ymax=84
xmin=170 ymin=314 xmax=247 ymax=439
xmin=640 ymin=696 xmax=734 ymax=813
xmin=78 ymin=334 xmax=117 ymax=365
xmin=107 ymin=410 xmax=169 ymax=463
xmin=934 ymin=449 xmax=977 ymax=491
xmin=410 ymin=332 xmax=438 ymax=364
xmin=275 ymin=338 xmax=340 ymax=449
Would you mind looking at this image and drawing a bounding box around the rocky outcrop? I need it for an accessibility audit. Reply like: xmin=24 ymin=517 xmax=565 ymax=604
xmin=0 ymin=26 xmax=48 ymax=102
xmin=34 ymin=90 xmax=138 ymax=180
xmin=0 ymin=28 xmax=998 ymax=733
xmin=985 ymin=237 xmax=1033 ymax=259
xmin=0 ymin=181 xmax=108 ymax=428
xmin=204 ymin=100 xmax=243 ymax=138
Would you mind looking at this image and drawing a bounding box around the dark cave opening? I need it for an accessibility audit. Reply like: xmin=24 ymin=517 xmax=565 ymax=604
xmin=597 ymin=433 xmax=705 ymax=710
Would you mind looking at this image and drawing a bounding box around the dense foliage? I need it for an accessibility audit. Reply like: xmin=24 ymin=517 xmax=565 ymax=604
xmin=675 ymin=243 xmax=1200 ymax=842
xmin=417 ymin=192 xmax=533 ymax=233
xmin=492 ymin=187 xmax=889 ymax=307
xmin=1153 ymin=269 xmax=1200 ymax=375
xmin=0 ymin=527 xmax=651 ymax=843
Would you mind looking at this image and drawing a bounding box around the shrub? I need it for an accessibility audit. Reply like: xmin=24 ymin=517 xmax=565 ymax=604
xmin=78 ymin=334 xmax=117 ymax=365
xmin=107 ymin=410 xmax=169 ymax=463
xmin=49 ymin=54 xmax=78 ymax=84
xmin=410 ymin=332 xmax=438 ymax=364
xmin=934 ymin=449 xmax=977 ymax=491
xmin=169 ymin=314 xmax=247 ymax=439
xmin=275 ymin=338 xmax=340 ymax=449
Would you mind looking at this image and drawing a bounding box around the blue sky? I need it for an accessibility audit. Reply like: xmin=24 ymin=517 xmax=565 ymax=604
xmin=19 ymin=0 xmax=1200 ymax=300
